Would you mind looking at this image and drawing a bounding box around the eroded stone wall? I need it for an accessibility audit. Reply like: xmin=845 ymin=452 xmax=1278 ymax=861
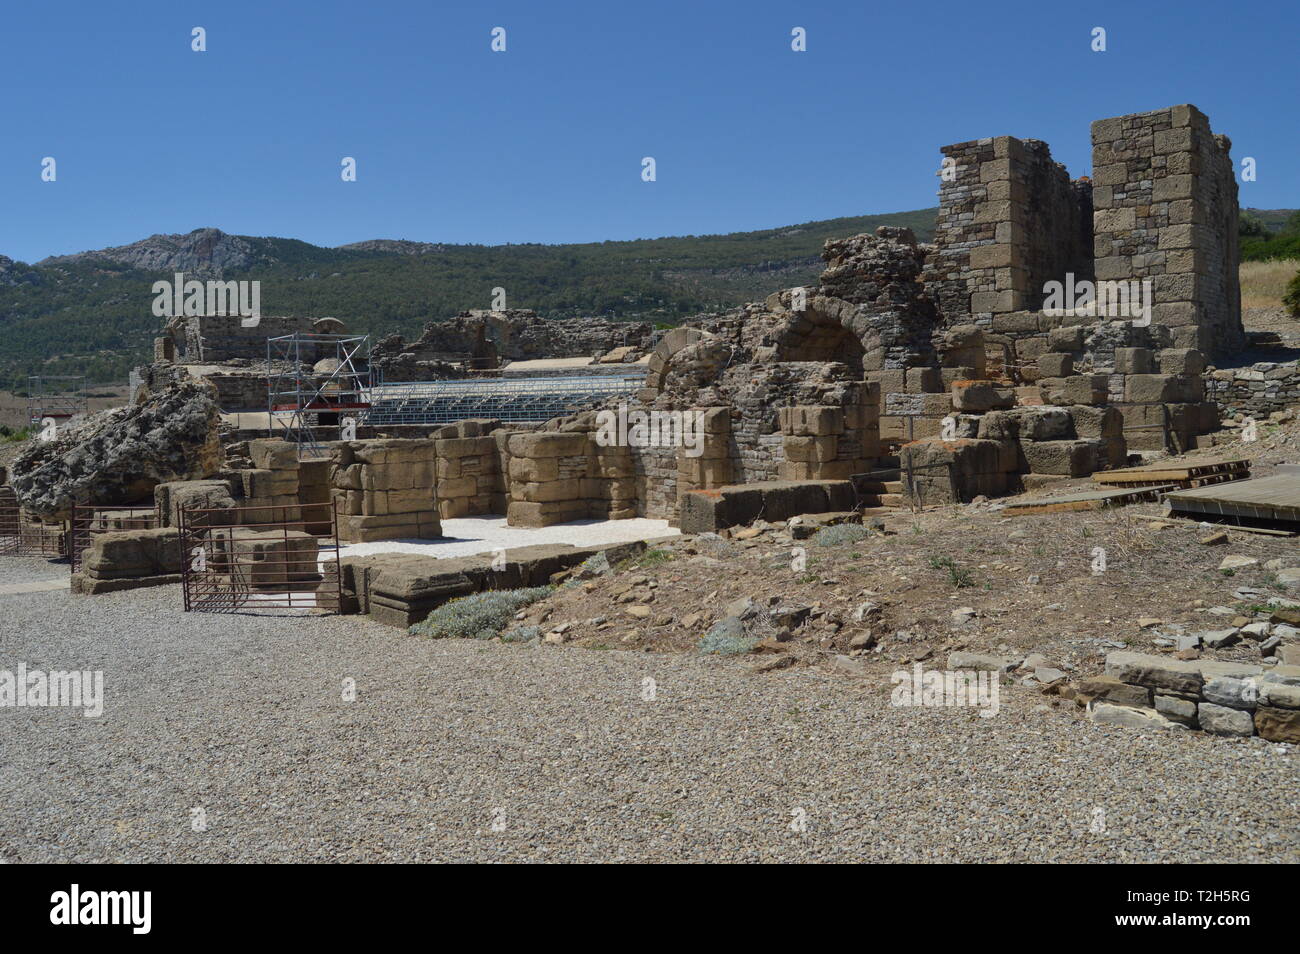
xmin=1091 ymin=104 xmax=1243 ymax=354
xmin=928 ymin=136 xmax=1092 ymax=325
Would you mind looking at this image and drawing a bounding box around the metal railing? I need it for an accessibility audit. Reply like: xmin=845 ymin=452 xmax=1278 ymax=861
xmin=0 ymin=491 xmax=67 ymax=558
xmin=363 ymin=374 xmax=642 ymax=425
xmin=178 ymin=501 xmax=343 ymax=614
xmin=68 ymin=505 xmax=159 ymax=574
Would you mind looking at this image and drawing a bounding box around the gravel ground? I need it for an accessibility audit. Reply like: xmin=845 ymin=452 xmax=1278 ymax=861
xmin=0 ymin=578 xmax=1295 ymax=863
xmin=337 ymin=515 xmax=678 ymax=562
xmin=0 ymin=556 xmax=70 ymax=586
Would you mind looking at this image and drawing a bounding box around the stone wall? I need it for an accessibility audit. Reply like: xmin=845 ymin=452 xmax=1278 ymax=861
xmin=166 ymin=315 xmax=343 ymax=364
xmin=928 ymin=136 xmax=1092 ymax=325
xmin=432 ymin=420 xmax=507 ymax=519
xmin=1038 ymin=336 xmax=1218 ymax=451
xmin=1091 ymin=651 xmax=1300 ymax=743
xmin=505 ymin=432 xmax=597 ymax=527
xmin=329 ymin=439 xmax=441 ymax=542
xmin=372 ymin=309 xmax=655 ymax=380
xmin=1206 ymin=360 xmax=1300 ymax=420
xmin=1091 ymin=104 xmax=1243 ymax=354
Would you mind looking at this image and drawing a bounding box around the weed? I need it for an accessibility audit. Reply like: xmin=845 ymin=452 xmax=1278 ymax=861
xmin=928 ymin=555 xmax=974 ymax=588
xmin=811 ymin=523 xmax=872 ymax=547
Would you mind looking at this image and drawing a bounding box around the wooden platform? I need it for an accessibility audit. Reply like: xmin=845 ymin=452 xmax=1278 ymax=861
xmin=1004 ymin=485 xmax=1174 ymax=516
xmin=1092 ymin=458 xmax=1250 ymax=489
xmin=1164 ymin=473 xmax=1300 ymax=527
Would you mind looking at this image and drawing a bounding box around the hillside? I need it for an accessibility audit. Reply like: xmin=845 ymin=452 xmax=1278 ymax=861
xmin=0 ymin=210 xmax=935 ymax=389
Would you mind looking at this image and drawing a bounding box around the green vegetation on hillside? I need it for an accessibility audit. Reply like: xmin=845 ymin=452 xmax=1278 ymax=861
xmin=1240 ymin=209 xmax=1300 ymax=262
xmin=0 ymin=209 xmax=935 ymax=390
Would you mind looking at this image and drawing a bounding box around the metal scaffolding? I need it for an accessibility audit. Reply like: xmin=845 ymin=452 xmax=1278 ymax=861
xmin=267 ymin=333 xmax=371 ymax=459
xmin=364 ymin=375 xmax=642 ymax=425
xmin=26 ymin=376 xmax=87 ymax=429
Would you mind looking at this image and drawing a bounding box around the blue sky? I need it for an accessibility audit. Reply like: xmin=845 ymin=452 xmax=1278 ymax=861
xmin=0 ymin=0 xmax=1295 ymax=263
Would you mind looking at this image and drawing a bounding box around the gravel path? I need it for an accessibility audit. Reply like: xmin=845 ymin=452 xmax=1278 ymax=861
xmin=0 ymin=579 xmax=1295 ymax=863
xmin=0 ymin=555 xmax=70 ymax=586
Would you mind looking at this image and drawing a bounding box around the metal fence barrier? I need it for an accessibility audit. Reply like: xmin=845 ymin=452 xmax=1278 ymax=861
xmin=178 ymin=501 xmax=343 ymax=614
xmin=68 ymin=505 xmax=160 ymax=574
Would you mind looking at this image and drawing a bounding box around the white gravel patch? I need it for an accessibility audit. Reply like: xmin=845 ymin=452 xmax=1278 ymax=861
xmin=337 ymin=515 xmax=678 ymax=562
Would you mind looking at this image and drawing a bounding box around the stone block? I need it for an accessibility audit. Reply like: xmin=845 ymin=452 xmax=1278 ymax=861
xmin=506 ymin=432 xmax=589 ymax=458
xmin=951 ymin=381 xmax=1015 ymax=412
xmin=1068 ymin=405 xmax=1123 ymax=439
xmin=905 ymin=367 xmax=943 ymax=394
xmin=508 ymin=457 xmax=559 ymax=483
xmin=1124 ymin=374 xmax=1201 ymax=404
xmin=1104 ymin=651 xmax=1205 ymax=695
xmin=1043 ymin=375 xmax=1108 ymax=406
xmin=1158 ymin=348 xmax=1206 ymax=375
xmin=1113 ymin=347 xmax=1154 ymax=374
xmin=1020 ymin=440 xmax=1100 ymax=477
xmin=1198 ymin=702 xmax=1255 ymax=737
xmin=1047 ymin=325 xmax=1086 ymax=353
xmin=1038 ymin=353 xmax=1074 ymax=377
xmin=516 ymin=479 xmax=581 ymax=503
xmin=1254 ymin=706 xmax=1300 ymax=744
xmin=249 ymin=439 xmax=300 ymax=472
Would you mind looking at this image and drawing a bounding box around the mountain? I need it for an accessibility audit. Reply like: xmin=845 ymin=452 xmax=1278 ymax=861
xmin=0 ymin=209 xmax=936 ymax=389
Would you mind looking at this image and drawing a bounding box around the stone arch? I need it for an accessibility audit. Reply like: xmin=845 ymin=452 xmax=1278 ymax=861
xmin=771 ymin=305 xmax=868 ymax=373
xmin=643 ymin=327 xmax=719 ymax=396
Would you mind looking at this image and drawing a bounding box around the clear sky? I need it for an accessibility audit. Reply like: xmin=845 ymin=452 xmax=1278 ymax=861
xmin=0 ymin=0 xmax=1295 ymax=263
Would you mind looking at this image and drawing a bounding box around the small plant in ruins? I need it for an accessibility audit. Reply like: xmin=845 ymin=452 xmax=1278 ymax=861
xmin=697 ymin=630 xmax=759 ymax=656
xmin=630 ymin=547 xmax=677 ymax=570
xmin=928 ymin=555 xmax=974 ymax=588
xmin=409 ymin=586 xmax=554 ymax=640
xmin=810 ymin=523 xmax=872 ymax=547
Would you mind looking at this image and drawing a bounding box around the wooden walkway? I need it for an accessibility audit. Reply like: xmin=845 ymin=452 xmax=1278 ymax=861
xmin=1093 ymin=458 xmax=1250 ymax=489
xmin=1004 ymin=485 xmax=1174 ymax=515
xmin=1164 ymin=473 xmax=1300 ymax=526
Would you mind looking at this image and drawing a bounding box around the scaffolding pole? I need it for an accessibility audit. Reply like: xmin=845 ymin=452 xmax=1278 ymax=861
xmin=266 ymin=333 xmax=372 ymax=459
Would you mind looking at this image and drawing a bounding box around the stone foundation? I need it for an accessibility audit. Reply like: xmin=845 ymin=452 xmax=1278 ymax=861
xmin=1088 ymin=651 xmax=1300 ymax=743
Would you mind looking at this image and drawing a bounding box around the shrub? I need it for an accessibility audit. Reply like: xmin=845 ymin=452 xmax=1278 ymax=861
xmin=693 ymin=533 xmax=735 ymax=557
xmin=810 ymin=523 xmax=872 ymax=547
xmin=1284 ymin=267 xmax=1300 ymax=318
xmin=409 ymin=586 xmax=554 ymax=640
xmin=698 ymin=632 xmax=759 ymax=655
xmin=697 ymin=617 xmax=759 ymax=655
xmin=501 ymin=624 xmax=541 ymax=643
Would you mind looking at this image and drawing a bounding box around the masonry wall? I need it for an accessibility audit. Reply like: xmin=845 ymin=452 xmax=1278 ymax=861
xmin=929 ymin=136 xmax=1092 ymax=326
xmin=170 ymin=315 xmax=333 ymax=363
xmin=329 ymin=439 xmax=441 ymax=542
xmin=1090 ymin=104 xmax=1243 ymax=354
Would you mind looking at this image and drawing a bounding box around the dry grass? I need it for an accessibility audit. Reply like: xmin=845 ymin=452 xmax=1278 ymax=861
xmin=1240 ymin=258 xmax=1300 ymax=310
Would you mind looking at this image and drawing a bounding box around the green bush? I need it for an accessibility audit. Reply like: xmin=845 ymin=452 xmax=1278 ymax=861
xmin=409 ymin=586 xmax=553 ymax=640
xmin=810 ymin=523 xmax=872 ymax=547
xmin=501 ymin=624 xmax=541 ymax=643
xmin=1284 ymin=268 xmax=1300 ymax=318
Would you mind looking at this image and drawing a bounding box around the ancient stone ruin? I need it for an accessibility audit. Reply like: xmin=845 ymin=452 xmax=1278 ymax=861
xmin=5 ymin=103 xmax=1287 ymax=667
xmin=371 ymin=309 xmax=654 ymax=380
